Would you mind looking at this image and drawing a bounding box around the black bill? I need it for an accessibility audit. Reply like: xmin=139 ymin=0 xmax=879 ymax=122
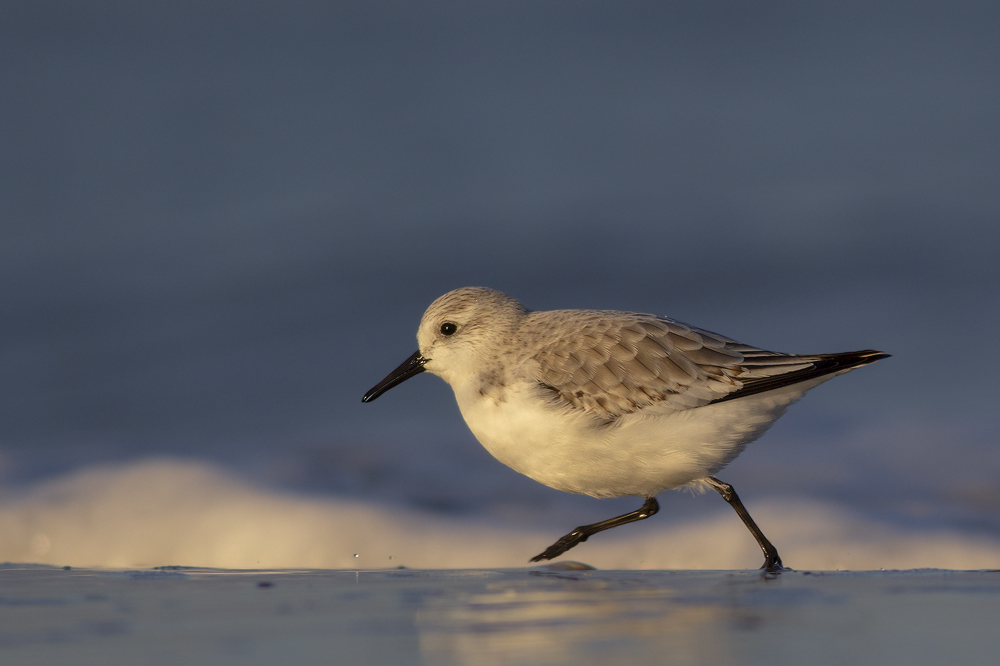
xmin=362 ymin=350 xmax=428 ymax=402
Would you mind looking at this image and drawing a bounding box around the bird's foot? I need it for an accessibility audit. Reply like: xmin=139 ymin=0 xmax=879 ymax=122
xmin=761 ymin=553 xmax=784 ymax=573
xmin=529 ymin=529 xmax=589 ymax=562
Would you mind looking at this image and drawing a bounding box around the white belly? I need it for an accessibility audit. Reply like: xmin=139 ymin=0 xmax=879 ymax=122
xmin=453 ymin=377 xmax=829 ymax=498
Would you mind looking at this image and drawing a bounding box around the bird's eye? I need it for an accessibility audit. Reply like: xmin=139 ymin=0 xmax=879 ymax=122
xmin=440 ymin=322 xmax=457 ymax=336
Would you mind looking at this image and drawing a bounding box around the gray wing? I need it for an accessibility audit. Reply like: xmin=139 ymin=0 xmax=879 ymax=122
xmin=526 ymin=310 xmax=856 ymax=420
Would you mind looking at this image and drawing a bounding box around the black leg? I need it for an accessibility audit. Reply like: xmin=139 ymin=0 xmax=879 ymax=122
xmin=706 ymin=476 xmax=783 ymax=572
xmin=530 ymin=497 xmax=659 ymax=562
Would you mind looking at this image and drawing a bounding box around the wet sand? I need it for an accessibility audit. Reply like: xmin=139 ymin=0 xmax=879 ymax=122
xmin=1 ymin=564 xmax=998 ymax=665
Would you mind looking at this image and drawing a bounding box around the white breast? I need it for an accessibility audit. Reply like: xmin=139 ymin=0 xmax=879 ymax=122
xmin=452 ymin=375 xmax=832 ymax=498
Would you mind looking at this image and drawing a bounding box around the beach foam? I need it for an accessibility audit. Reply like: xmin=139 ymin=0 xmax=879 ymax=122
xmin=1 ymin=459 xmax=997 ymax=570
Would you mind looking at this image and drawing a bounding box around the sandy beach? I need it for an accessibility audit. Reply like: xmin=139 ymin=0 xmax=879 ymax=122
xmin=2 ymin=564 xmax=998 ymax=666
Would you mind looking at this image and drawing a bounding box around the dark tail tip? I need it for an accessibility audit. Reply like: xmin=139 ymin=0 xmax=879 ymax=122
xmin=847 ymin=350 xmax=891 ymax=366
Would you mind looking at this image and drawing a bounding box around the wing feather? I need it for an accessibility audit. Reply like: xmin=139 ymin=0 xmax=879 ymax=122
xmin=525 ymin=310 xmax=886 ymax=420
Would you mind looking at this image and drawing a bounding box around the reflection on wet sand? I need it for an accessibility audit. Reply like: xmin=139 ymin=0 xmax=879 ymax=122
xmin=416 ymin=567 xmax=749 ymax=665
xmin=414 ymin=568 xmax=1000 ymax=666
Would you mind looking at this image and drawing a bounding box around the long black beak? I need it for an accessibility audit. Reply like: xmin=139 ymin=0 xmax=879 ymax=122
xmin=362 ymin=351 xmax=428 ymax=402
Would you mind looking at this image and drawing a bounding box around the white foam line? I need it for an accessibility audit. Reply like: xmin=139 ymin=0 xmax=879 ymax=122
xmin=1 ymin=459 xmax=997 ymax=570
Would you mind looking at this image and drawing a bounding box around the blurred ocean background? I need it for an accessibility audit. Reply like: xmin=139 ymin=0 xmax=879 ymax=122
xmin=1 ymin=1 xmax=998 ymax=569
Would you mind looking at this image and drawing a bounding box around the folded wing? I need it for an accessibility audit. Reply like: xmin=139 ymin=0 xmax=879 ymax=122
xmin=529 ymin=311 xmax=886 ymax=420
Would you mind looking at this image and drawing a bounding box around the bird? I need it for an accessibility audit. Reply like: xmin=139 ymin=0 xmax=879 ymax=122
xmin=362 ymin=287 xmax=888 ymax=571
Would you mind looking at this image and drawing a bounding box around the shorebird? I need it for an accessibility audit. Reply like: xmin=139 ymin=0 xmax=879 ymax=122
xmin=363 ymin=287 xmax=887 ymax=570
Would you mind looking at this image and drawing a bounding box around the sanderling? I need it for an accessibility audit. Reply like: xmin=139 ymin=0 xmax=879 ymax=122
xmin=363 ymin=287 xmax=888 ymax=571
